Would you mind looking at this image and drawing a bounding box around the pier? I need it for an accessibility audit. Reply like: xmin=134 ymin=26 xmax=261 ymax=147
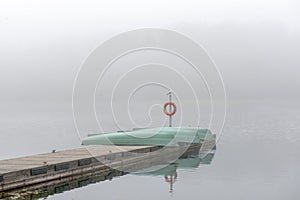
xmin=0 ymin=138 xmax=216 ymax=198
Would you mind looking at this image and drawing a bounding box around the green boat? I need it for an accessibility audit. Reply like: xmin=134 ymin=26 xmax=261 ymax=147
xmin=81 ymin=127 xmax=214 ymax=146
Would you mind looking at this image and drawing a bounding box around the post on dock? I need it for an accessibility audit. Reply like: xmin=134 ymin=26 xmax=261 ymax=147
xmin=167 ymin=91 xmax=172 ymax=127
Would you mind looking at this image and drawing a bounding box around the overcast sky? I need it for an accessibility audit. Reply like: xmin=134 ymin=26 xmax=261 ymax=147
xmin=0 ymin=0 xmax=299 ymax=107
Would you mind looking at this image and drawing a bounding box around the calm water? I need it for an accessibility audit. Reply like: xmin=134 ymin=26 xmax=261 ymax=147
xmin=1 ymin=100 xmax=299 ymax=199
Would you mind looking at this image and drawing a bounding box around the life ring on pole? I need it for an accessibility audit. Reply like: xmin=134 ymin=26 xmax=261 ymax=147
xmin=163 ymin=102 xmax=177 ymax=116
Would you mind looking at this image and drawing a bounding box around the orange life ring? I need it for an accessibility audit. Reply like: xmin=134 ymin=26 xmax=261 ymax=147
xmin=163 ymin=102 xmax=177 ymax=116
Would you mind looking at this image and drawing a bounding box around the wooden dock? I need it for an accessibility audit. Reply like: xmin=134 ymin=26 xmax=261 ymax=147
xmin=0 ymin=139 xmax=216 ymax=197
xmin=0 ymin=145 xmax=192 ymax=193
xmin=0 ymin=145 xmax=155 ymax=192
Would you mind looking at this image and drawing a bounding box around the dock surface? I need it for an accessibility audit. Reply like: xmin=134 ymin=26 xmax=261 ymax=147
xmin=0 ymin=145 xmax=165 ymax=193
xmin=0 ymin=139 xmax=216 ymax=196
xmin=0 ymin=145 xmax=148 ymax=174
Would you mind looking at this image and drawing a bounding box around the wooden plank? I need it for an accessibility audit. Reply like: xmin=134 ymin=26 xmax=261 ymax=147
xmin=0 ymin=145 xmax=149 ymax=174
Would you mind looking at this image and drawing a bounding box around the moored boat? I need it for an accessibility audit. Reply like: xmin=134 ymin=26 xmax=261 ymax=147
xmin=81 ymin=126 xmax=214 ymax=146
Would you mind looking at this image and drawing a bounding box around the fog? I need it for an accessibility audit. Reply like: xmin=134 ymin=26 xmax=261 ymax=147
xmin=0 ymin=0 xmax=299 ymax=105
xmin=0 ymin=0 xmax=299 ymax=157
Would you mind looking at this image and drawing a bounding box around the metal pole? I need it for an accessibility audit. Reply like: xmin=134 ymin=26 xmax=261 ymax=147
xmin=168 ymin=91 xmax=172 ymax=127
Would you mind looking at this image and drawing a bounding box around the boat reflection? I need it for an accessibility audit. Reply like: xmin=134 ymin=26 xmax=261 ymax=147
xmin=131 ymin=152 xmax=215 ymax=193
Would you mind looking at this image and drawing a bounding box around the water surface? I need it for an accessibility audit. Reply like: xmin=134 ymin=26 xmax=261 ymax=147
xmin=1 ymin=100 xmax=299 ymax=199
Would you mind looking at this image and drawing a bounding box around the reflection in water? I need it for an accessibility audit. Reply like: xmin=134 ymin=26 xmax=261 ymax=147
xmin=132 ymin=152 xmax=215 ymax=193
xmin=0 ymin=146 xmax=215 ymax=200
xmin=0 ymin=169 xmax=127 ymax=200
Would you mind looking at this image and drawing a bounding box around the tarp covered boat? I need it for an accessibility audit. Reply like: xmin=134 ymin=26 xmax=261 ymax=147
xmin=81 ymin=127 xmax=214 ymax=146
